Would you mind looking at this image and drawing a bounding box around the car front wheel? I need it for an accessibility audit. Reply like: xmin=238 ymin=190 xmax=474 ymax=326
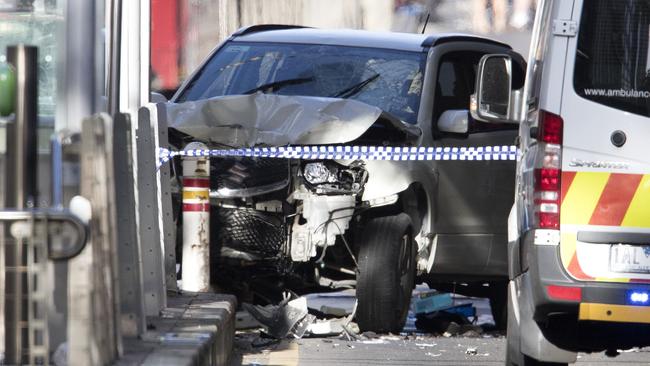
xmin=356 ymin=213 xmax=416 ymax=333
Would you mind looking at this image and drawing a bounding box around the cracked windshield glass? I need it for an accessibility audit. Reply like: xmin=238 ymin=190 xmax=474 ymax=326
xmin=177 ymin=42 xmax=426 ymax=124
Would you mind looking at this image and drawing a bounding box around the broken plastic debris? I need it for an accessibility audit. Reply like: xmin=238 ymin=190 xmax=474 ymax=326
xmin=380 ymin=335 xmax=402 ymax=341
xmin=619 ymin=348 xmax=641 ymax=353
xmin=236 ymin=310 xmax=263 ymax=330
xmin=414 ymin=290 xmax=453 ymax=315
xmin=292 ymin=314 xmax=317 ymax=338
xmin=242 ymin=296 xmax=308 ymax=339
xmin=416 ymin=343 xmax=437 ymax=347
xmin=465 ymin=347 xmax=478 ymax=355
xmin=243 ymin=295 xmax=362 ymax=340
xmin=307 ymin=318 xmax=360 ymax=336
xmin=320 ymin=305 xmax=349 ymax=317
xmin=360 ymin=339 xmax=387 ymax=344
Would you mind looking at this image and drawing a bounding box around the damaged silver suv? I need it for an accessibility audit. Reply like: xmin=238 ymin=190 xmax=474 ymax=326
xmin=168 ymin=25 xmax=525 ymax=332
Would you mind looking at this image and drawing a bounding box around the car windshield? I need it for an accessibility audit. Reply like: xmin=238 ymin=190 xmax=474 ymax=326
xmin=176 ymin=42 xmax=426 ymax=124
xmin=574 ymin=0 xmax=650 ymax=117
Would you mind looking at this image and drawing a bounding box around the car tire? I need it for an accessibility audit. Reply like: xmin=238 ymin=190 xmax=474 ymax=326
xmin=356 ymin=213 xmax=416 ymax=333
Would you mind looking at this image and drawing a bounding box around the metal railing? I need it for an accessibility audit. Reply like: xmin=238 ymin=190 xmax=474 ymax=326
xmin=1 ymin=209 xmax=88 ymax=365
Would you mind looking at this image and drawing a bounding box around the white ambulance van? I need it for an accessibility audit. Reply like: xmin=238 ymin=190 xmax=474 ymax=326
xmin=472 ymin=0 xmax=650 ymax=364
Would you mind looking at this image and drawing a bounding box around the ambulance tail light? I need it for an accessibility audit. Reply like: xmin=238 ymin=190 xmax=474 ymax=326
xmin=534 ymin=111 xmax=563 ymax=229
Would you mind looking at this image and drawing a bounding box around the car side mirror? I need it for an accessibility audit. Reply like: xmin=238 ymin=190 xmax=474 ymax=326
xmin=437 ymin=109 xmax=469 ymax=134
xmin=471 ymin=54 xmax=520 ymax=124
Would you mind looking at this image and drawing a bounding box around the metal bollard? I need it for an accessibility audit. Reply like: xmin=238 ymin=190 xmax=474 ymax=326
xmin=181 ymin=142 xmax=210 ymax=292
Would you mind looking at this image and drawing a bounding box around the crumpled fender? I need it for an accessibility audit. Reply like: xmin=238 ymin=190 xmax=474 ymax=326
xmin=361 ymin=160 xmax=435 ymax=202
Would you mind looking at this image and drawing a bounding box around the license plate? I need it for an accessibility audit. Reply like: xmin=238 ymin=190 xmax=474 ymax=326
xmin=610 ymin=244 xmax=650 ymax=274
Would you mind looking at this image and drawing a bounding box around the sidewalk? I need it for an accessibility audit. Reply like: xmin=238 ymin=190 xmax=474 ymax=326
xmin=116 ymin=292 xmax=237 ymax=366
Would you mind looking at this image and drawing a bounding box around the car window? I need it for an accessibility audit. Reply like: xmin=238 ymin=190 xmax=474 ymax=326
xmin=574 ymin=0 xmax=650 ymax=117
xmin=438 ymin=62 xmax=457 ymax=97
xmin=433 ymin=51 xmax=519 ymax=136
xmin=176 ymin=42 xmax=427 ymax=124
xmin=432 ymin=51 xmax=480 ymax=126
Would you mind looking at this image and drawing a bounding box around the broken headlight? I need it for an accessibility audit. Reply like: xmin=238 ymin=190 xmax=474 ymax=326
xmin=304 ymin=162 xmax=340 ymax=184
xmin=301 ymin=161 xmax=367 ymax=194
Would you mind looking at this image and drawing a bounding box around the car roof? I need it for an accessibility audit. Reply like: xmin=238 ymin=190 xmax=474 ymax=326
xmin=231 ymin=27 xmax=510 ymax=52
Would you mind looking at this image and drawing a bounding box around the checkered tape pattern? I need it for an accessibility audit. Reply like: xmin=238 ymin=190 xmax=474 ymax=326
xmin=158 ymin=145 xmax=518 ymax=167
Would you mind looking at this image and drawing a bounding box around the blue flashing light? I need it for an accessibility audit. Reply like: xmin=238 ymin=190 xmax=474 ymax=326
xmin=629 ymin=291 xmax=650 ymax=305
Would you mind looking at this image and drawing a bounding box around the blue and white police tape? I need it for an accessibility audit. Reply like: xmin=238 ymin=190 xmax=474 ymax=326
xmin=158 ymin=145 xmax=517 ymax=168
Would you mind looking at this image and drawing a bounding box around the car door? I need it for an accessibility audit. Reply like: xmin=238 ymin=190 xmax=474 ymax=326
xmin=429 ymin=47 xmax=520 ymax=275
xmin=558 ymin=0 xmax=650 ymax=284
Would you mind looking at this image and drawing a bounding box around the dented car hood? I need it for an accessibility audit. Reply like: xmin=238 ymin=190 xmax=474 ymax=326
xmin=166 ymin=93 xmax=420 ymax=147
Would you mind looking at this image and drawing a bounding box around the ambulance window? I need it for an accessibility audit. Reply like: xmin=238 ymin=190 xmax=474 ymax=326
xmin=574 ymin=0 xmax=650 ymax=117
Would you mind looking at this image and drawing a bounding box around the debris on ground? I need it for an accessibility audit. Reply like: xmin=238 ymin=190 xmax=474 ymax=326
xmin=619 ymin=348 xmax=642 ymax=353
xmin=360 ymin=339 xmax=387 ymax=345
xmin=319 ymin=305 xmax=349 ymax=317
xmin=293 ymin=314 xmax=317 ymax=338
xmin=415 ymin=305 xmax=483 ymax=336
xmin=415 ymin=343 xmax=437 ymax=348
xmin=361 ymin=331 xmax=379 ymax=339
xmin=239 ymin=288 xmax=500 ymax=345
xmin=242 ymin=295 xmax=309 ymax=339
xmin=443 ymin=303 xmax=477 ymax=319
xmin=413 ymin=290 xmax=453 ymax=315
xmin=243 ymin=294 xmax=360 ymax=340
xmin=251 ymin=335 xmax=280 ymax=348
xmin=307 ymin=317 xmax=359 ymax=336
xmin=236 ymin=310 xmax=263 ymax=330
xmin=379 ymin=335 xmax=403 ymax=342
xmin=465 ymin=347 xmax=478 ymax=355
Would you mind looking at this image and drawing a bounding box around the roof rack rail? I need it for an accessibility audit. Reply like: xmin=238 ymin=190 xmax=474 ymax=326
xmin=421 ymin=34 xmax=511 ymax=49
xmin=232 ymin=24 xmax=312 ymax=37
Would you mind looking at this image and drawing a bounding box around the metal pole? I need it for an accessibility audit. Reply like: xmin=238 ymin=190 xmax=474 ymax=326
xmin=181 ymin=142 xmax=210 ymax=292
xmin=107 ymin=0 xmax=122 ymax=116
xmin=4 ymin=44 xmax=38 ymax=365
xmin=6 ymin=45 xmax=38 ymax=209
xmin=57 ymin=0 xmax=95 ymax=133
xmin=50 ymin=133 xmax=63 ymax=209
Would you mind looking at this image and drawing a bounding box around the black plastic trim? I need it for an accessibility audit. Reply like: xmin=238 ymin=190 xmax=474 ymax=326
xmin=421 ymin=34 xmax=512 ymax=49
xmin=232 ymin=24 xmax=312 ymax=37
xmin=582 ymin=286 xmax=650 ymax=305
xmin=577 ymin=231 xmax=650 ymax=245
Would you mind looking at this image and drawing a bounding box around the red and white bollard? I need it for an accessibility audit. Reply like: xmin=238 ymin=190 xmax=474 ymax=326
xmin=181 ymin=142 xmax=211 ymax=292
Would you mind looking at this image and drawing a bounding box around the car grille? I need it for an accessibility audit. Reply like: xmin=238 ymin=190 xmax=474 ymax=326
xmin=216 ymin=207 xmax=286 ymax=259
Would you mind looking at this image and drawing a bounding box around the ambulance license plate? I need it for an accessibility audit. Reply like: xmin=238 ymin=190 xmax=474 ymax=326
xmin=610 ymin=244 xmax=650 ymax=273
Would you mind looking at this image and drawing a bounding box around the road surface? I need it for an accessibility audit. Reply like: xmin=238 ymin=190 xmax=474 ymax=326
xmin=230 ymin=333 xmax=650 ymax=366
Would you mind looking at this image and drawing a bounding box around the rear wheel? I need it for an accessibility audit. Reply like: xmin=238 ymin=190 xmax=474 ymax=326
xmin=356 ymin=214 xmax=416 ymax=333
